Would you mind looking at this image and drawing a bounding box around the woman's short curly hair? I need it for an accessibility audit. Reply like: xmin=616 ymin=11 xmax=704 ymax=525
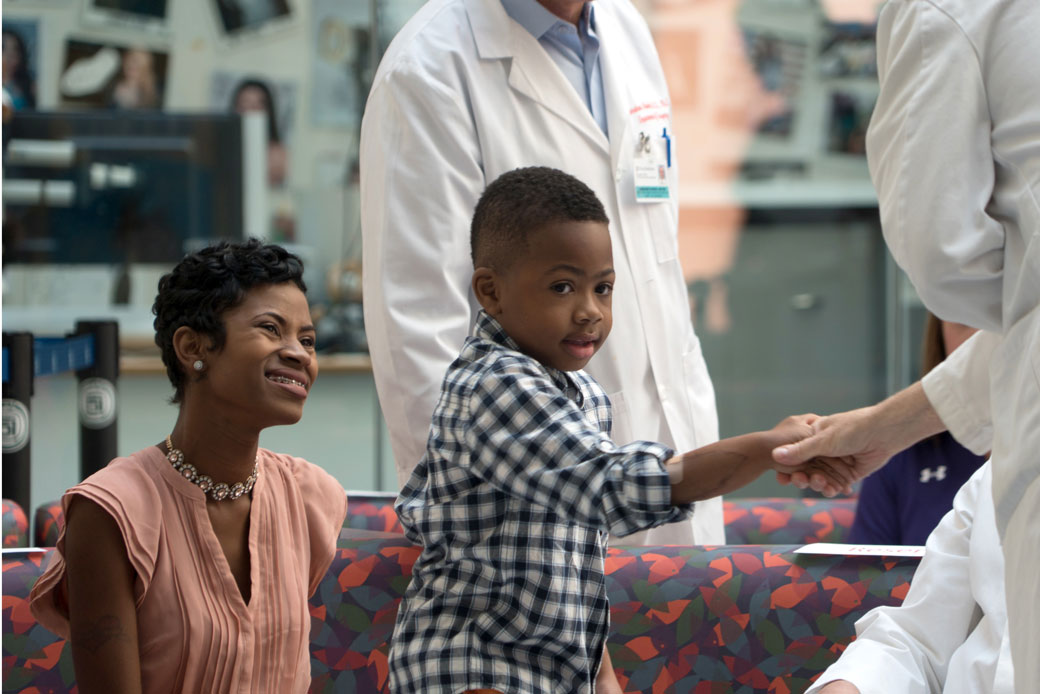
xmin=153 ymin=239 xmax=306 ymax=402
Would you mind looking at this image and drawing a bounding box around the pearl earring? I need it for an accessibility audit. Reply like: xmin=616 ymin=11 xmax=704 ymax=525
xmin=193 ymin=360 xmax=205 ymax=372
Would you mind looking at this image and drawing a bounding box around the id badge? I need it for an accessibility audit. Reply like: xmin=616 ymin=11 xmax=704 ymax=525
xmin=633 ymin=128 xmax=671 ymax=203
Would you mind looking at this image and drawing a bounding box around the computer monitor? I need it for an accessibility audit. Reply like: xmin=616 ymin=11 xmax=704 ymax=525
xmin=2 ymin=111 xmax=247 ymax=265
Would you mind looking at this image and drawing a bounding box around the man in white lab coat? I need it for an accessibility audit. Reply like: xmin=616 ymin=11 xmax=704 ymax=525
xmin=360 ymin=0 xmax=724 ymax=544
xmin=773 ymin=1 xmax=1040 ymax=690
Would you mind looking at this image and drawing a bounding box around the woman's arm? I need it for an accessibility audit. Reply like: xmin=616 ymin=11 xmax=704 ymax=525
xmin=669 ymin=416 xmax=856 ymax=504
xmin=64 ymin=497 xmax=143 ymax=694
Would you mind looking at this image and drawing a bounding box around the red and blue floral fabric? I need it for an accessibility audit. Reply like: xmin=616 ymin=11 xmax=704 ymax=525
xmin=30 ymin=494 xmax=858 ymax=547
xmin=723 ymin=497 xmax=856 ymax=545
xmin=4 ymin=533 xmax=915 ymax=694
xmin=2 ymin=499 xmax=29 ymax=549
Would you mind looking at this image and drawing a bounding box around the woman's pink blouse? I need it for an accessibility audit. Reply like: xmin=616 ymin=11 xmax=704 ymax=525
xmin=29 ymin=446 xmax=348 ymax=693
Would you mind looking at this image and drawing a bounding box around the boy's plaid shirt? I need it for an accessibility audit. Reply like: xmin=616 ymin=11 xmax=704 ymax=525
xmin=389 ymin=311 xmax=692 ymax=693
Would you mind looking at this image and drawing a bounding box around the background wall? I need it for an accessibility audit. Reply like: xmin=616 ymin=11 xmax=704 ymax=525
xmin=24 ymin=368 xmax=395 ymax=511
xmin=2 ymin=0 xmax=363 ymax=292
xmin=4 ymin=0 xmax=917 ymax=518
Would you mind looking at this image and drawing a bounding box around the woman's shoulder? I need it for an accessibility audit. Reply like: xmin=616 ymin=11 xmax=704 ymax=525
xmin=258 ymin=449 xmax=345 ymax=502
xmin=57 ymin=447 xmax=168 ymax=587
xmin=257 ymin=449 xmax=347 ymax=552
xmin=71 ymin=446 xmax=168 ymax=505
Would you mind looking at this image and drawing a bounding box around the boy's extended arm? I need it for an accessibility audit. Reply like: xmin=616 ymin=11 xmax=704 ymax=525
xmin=668 ymin=416 xmax=856 ymax=505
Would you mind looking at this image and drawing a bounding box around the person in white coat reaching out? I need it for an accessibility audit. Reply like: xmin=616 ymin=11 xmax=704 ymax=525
xmin=772 ymin=1 xmax=1040 ymax=690
xmin=360 ymin=0 xmax=725 ymax=545
xmin=806 ymin=462 xmax=1012 ymax=694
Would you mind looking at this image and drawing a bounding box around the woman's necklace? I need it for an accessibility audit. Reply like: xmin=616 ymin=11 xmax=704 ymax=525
xmin=165 ymin=435 xmax=258 ymax=501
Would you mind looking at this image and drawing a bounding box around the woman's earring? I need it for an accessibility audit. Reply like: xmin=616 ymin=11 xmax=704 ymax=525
xmin=193 ymin=360 xmax=205 ymax=372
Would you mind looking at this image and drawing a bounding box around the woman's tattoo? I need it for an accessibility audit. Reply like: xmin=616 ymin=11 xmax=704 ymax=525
xmin=73 ymin=614 xmax=131 ymax=653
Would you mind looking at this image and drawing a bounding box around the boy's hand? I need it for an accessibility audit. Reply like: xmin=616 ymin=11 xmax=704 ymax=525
xmin=768 ymin=415 xmax=857 ymax=496
xmin=769 ymin=414 xmax=818 ymax=446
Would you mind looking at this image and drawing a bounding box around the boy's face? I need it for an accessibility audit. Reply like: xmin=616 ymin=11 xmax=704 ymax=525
xmin=476 ymin=220 xmax=614 ymax=372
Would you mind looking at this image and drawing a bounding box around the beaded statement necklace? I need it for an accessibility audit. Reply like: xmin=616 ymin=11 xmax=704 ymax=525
xmin=165 ymin=435 xmax=258 ymax=502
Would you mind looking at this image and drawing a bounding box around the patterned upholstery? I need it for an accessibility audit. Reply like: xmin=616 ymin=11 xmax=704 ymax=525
xmin=34 ymin=501 xmax=64 ymax=548
xmin=2 ymin=500 xmax=29 ymax=549
xmin=723 ymin=497 xmax=857 ymax=545
xmin=343 ymin=491 xmax=402 ymax=533
xmin=310 ymin=532 xmax=917 ymax=693
xmin=1 ymin=550 xmax=72 ymax=693
xmin=31 ymin=495 xmax=857 ymax=547
xmin=5 ymin=533 xmax=916 ymax=694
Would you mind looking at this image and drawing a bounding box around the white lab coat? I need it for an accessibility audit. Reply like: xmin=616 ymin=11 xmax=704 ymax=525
xmin=360 ymin=0 xmax=724 ymax=544
xmin=807 ymin=463 xmax=1013 ymax=694
xmin=866 ymin=1 xmax=1040 ymax=690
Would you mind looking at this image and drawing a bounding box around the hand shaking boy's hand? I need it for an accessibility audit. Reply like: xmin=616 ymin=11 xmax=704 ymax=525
xmin=669 ymin=414 xmax=857 ymax=504
xmin=767 ymin=415 xmax=857 ymax=497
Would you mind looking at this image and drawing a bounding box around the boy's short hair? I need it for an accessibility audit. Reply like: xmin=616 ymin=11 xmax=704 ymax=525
xmin=470 ymin=166 xmax=608 ymax=270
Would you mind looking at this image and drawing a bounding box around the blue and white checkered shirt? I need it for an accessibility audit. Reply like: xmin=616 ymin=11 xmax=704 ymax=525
xmin=389 ymin=311 xmax=693 ymax=693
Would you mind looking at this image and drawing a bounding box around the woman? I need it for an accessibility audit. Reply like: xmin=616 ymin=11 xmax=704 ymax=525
xmin=3 ymin=27 xmax=36 ymax=110
xmin=110 ymin=47 xmax=160 ymax=110
xmin=30 ymin=239 xmax=347 ymax=693
xmin=230 ymin=78 xmax=287 ymax=186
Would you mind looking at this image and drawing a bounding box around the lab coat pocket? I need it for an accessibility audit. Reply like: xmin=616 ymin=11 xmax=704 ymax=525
xmin=606 ymin=389 xmax=633 ymax=446
xmin=647 ymin=199 xmax=680 ymax=264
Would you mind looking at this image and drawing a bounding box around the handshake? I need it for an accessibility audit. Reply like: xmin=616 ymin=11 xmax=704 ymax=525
xmin=769 ymin=381 xmax=945 ymax=496
xmin=664 ymin=381 xmax=944 ymax=507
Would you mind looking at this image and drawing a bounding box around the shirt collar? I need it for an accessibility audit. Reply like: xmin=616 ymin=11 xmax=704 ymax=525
xmin=474 ymin=309 xmax=519 ymax=351
xmin=500 ymin=0 xmax=595 ymax=40
xmin=474 ymin=310 xmax=582 ymax=398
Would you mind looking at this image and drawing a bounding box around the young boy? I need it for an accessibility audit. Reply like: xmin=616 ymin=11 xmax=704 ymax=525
xmin=389 ymin=167 xmax=853 ymax=694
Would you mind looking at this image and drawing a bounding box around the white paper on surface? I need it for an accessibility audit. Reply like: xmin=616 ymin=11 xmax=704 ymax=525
xmin=794 ymin=543 xmax=926 ymax=557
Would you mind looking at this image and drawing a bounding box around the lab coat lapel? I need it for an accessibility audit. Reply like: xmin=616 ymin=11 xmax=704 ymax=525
xmin=596 ymin=6 xmax=633 ymax=176
xmin=465 ymin=0 xmax=608 ymax=155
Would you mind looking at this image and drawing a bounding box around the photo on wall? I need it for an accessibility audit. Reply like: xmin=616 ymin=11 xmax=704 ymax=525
xmin=211 ymin=71 xmax=297 ymax=188
xmin=59 ymin=39 xmax=168 ymax=110
xmin=3 ymin=19 xmax=40 ymax=111
xmin=740 ymin=28 xmax=807 ymax=138
xmin=82 ymin=0 xmax=170 ymax=34
xmin=211 ymin=0 xmax=293 ymax=39
xmin=310 ymin=0 xmax=372 ymax=129
xmin=826 ymin=89 xmax=875 ymax=156
xmin=818 ymin=22 xmax=877 ymax=78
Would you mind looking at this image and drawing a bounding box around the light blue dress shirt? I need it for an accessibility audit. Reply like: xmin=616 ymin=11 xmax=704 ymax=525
xmin=500 ymin=0 xmax=608 ymax=134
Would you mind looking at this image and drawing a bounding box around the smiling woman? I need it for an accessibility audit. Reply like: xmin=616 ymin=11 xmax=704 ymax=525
xmin=27 ymin=239 xmax=348 ymax=694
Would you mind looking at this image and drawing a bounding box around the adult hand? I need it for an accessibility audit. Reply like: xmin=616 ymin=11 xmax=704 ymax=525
xmin=772 ymin=406 xmax=893 ymax=495
xmin=769 ymin=414 xmax=858 ymax=496
xmin=771 ymin=383 xmax=945 ymax=495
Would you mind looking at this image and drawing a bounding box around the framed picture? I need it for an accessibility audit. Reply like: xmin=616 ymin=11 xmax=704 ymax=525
xmin=59 ymin=39 xmax=169 ymax=110
xmin=310 ymin=0 xmax=372 ymax=128
xmin=3 ymin=19 xmax=40 ymax=110
xmin=82 ymin=0 xmax=170 ymax=35
xmin=741 ymin=28 xmax=808 ymax=139
xmin=818 ymin=22 xmax=877 ymax=78
xmin=825 ymin=88 xmax=876 ymax=156
xmin=211 ymin=71 xmax=297 ymax=187
xmin=210 ymin=0 xmax=294 ymax=40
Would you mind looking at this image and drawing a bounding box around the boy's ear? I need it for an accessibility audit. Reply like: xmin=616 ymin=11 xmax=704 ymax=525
xmin=472 ymin=267 xmax=503 ymax=315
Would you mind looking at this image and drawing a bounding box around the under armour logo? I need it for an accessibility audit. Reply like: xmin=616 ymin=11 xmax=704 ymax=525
xmin=920 ymin=466 xmax=947 ymax=483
